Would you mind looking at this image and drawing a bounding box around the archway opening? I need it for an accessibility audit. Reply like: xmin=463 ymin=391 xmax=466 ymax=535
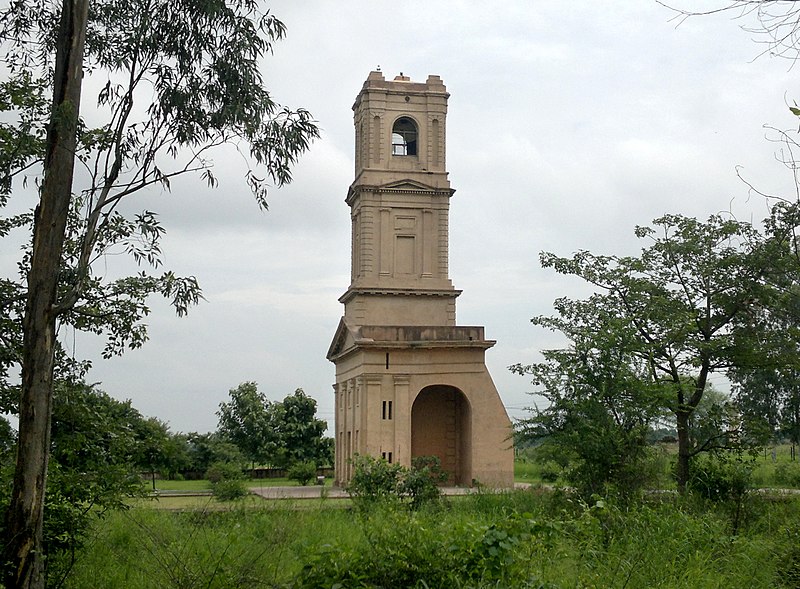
xmin=391 ymin=116 xmax=418 ymax=156
xmin=411 ymin=385 xmax=471 ymax=485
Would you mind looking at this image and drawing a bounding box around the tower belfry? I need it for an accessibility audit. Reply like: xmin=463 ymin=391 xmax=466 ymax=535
xmin=327 ymin=71 xmax=513 ymax=487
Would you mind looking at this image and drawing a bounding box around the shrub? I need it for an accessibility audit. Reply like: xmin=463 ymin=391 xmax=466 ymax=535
xmin=773 ymin=462 xmax=800 ymax=488
xmin=687 ymin=452 xmax=757 ymax=534
xmin=687 ymin=453 xmax=753 ymax=503
xmin=538 ymin=460 xmax=562 ymax=483
xmin=205 ymin=461 xmax=243 ymax=484
xmin=347 ymin=455 xmax=404 ymax=507
xmin=347 ymin=454 xmax=447 ymax=510
xmin=212 ymin=479 xmax=248 ymax=501
xmin=205 ymin=461 xmax=248 ymax=501
xmin=400 ymin=456 xmax=448 ymax=510
xmin=287 ymin=461 xmax=318 ymax=486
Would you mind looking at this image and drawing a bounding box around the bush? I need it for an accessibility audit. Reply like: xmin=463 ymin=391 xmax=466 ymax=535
xmin=773 ymin=462 xmax=800 ymax=488
xmin=687 ymin=453 xmax=757 ymax=534
xmin=538 ymin=460 xmax=562 ymax=483
xmin=205 ymin=461 xmax=243 ymax=484
xmin=688 ymin=453 xmax=753 ymax=503
xmin=400 ymin=456 xmax=448 ymax=510
xmin=212 ymin=479 xmax=248 ymax=501
xmin=347 ymin=454 xmax=446 ymax=510
xmin=347 ymin=455 xmax=404 ymax=506
xmin=205 ymin=461 xmax=248 ymax=501
xmin=287 ymin=461 xmax=318 ymax=486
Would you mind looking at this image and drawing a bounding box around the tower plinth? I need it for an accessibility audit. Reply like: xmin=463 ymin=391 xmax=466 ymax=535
xmin=327 ymin=72 xmax=513 ymax=487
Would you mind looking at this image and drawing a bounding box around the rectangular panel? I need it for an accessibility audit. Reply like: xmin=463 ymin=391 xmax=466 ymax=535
xmin=395 ymin=235 xmax=415 ymax=275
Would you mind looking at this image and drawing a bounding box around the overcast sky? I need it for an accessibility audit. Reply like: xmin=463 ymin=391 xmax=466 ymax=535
xmin=16 ymin=1 xmax=800 ymax=434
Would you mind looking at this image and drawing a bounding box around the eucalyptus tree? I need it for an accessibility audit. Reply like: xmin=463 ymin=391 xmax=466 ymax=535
xmin=0 ymin=0 xmax=318 ymax=586
xmin=515 ymin=213 xmax=799 ymax=493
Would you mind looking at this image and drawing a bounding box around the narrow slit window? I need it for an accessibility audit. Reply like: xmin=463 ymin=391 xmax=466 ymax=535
xmin=382 ymin=400 xmax=387 ymax=420
xmin=391 ymin=116 xmax=417 ymax=156
xmin=387 ymin=452 xmax=393 ymax=464
xmin=388 ymin=400 xmax=393 ymax=420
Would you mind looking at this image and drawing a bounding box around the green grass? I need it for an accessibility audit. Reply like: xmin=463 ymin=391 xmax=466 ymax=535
xmin=515 ymin=443 xmax=800 ymax=490
xmin=149 ymin=479 xmax=210 ymax=492
xmin=750 ymin=444 xmax=800 ymax=488
xmin=66 ymin=490 xmax=800 ymax=588
xmin=146 ymin=476 xmax=333 ymax=494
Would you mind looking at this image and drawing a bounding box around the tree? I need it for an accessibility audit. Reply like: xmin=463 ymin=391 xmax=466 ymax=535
xmin=185 ymin=432 xmax=245 ymax=474
xmin=515 ymin=213 xmax=798 ymax=493
xmin=130 ymin=417 xmax=191 ymax=481
xmin=274 ymin=388 xmax=328 ymax=469
xmin=511 ymin=298 xmax=670 ymax=499
xmin=217 ymin=384 xmax=330 ymax=469
xmin=0 ymin=1 xmax=318 ymax=585
xmin=659 ymin=1 xmax=800 ymax=62
xmin=0 ymin=416 xmax=16 ymax=465
xmin=659 ymin=0 xmax=800 ymax=461
xmin=734 ymin=365 xmax=800 ymax=449
xmin=1 ymin=380 xmax=173 ymax=586
xmin=217 ymin=381 xmax=279 ymax=467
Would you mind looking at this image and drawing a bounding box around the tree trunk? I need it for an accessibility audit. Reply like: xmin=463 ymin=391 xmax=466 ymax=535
xmin=3 ymin=2 xmax=88 ymax=587
xmin=675 ymin=409 xmax=691 ymax=494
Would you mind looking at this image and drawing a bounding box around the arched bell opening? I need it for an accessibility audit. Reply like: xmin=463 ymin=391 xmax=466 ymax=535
xmin=391 ymin=116 xmax=418 ymax=156
xmin=411 ymin=385 xmax=472 ymax=485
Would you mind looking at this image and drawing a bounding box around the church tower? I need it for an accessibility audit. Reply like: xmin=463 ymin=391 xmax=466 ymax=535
xmin=327 ymin=71 xmax=513 ymax=487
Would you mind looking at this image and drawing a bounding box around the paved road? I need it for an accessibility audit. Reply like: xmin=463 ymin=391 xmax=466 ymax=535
xmin=248 ymin=484 xmax=530 ymax=500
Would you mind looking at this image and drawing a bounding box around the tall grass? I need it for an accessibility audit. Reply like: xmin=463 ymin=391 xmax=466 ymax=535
xmin=65 ymin=490 xmax=800 ymax=589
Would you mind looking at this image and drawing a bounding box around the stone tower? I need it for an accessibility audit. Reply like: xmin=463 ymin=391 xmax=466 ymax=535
xmin=327 ymin=71 xmax=513 ymax=487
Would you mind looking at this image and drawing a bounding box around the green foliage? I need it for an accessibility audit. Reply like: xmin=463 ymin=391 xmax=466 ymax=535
xmin=60 ymin=491 xmax=800 ymax=588
xmin=0 ymin=380 xmax=175 ymax=586
xmin=205 ymin=461 xmax=244 ymax=485
xmin=515 ymin=212 xmax=800 ymax=493
xmin=185 ymin=432 xmax=245 ymax=474
xmin=0 ymin=416 xmax=15 ymax=459
xmin=347 ymin=455 xmax=446 ymax=511
xmin=205 ymin=461 xmax=247 ymax=501
xmin=296 ymin=507 xmax=561 ymax=589
xmin=0 ymin=0 xmax=320 ymax=357
xmin=687 ymin=452 xmax=757 ymax=535
xmin=217 ymin=383 xmax=330 ymax=468
xmin=273 ymin=389 xmax=329 ymax=469
xmin=537 ymin=460 xmax=562 ymax=483
xmin=217 ymin=382 xmax=278 ymax=466
xmin=211 ymin=479 xmax=249 ymax=501
xmin=776 ymin=522 xmax=800 ymax=588
xmin=347 ymin=454 xmax=405 ymax=506
xmin=773 ymin=462 xmax=800 ymax=487
xmin=2 ymin=0 xmax=318 ymax=582
xmin=734 ymin=365 xmax=800 ymax=447
xmin=687 ymin=453 xmax=754 ymax=503
xmin=287 ymin=461 xmax=318 ymax=486
xmin=401 ymin=456 xmax=449 ymax=510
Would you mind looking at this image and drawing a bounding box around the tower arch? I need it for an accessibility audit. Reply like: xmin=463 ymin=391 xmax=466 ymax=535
xmin=411 ymin=384 xmax=472 ymax=485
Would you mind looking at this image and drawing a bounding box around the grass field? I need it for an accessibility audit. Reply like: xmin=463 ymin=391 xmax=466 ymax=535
xmin=515 ymin=443 xmax=800 ymax=490
xmin=68 ymin=489 xmax=800 ymax=588
xmin=147 ymin=476 xmax=333 ymax=492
